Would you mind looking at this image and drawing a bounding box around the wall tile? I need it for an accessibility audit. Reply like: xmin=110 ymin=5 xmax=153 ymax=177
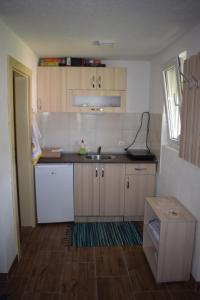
xmin=149 ymin=113 xmax=162 ymax=158
xmin=121 ymin=113 xmax=142 ymax=130
xmin=37 ymin=112 xmax=162 ymax=155
xmin=96 ymin=114 xmax=122 ymax=130
xmin=96 ymin=129 xmax=122 ymax=151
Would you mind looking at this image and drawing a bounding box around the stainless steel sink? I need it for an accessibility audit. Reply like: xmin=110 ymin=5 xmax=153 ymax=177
xmin=85 ymin=154 xmax=116 ymax=160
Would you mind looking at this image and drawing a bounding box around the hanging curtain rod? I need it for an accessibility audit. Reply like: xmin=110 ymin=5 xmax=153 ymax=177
xmin=179 ymin=70 xmax=199 ymax=89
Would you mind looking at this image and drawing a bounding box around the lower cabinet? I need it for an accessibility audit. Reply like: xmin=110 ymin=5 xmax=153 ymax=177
xmin=124 ymin=164 xmax=156 ymax=218
xmin=74 ymin=163 xmax=125 ymax=217
xmin=99 ymin=163 xmax=125 ymax=216
xmin=74 ymin=163 xmax=99 ymax=216
xmin=74 ymin=162 xmax=156 ymax=219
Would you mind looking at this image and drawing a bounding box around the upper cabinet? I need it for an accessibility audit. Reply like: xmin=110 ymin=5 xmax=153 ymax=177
xmin=37 ymin=67 xmax=68 ymax=112
xmin=37 ymin=66 xmax=127 ymax=112
xmin=68 ymin=90 xmax=126 ymax=113
xmin=67 ymin=67 xmax=127 ymax=90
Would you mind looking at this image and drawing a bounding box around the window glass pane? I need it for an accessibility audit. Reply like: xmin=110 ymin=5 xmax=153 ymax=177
xmin=178 ymin=51 xmax=187 ymax=92
xmin=162 ymin=52 xmax=187 ymax=144
xmin=163 ymin=64 xmax=181 ymax=141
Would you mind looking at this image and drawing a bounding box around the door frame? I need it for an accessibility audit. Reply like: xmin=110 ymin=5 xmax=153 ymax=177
xmin=8 ymin=56 xmax=36 ymax=259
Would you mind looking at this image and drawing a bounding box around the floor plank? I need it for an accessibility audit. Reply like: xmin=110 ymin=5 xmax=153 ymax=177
xmin=97 ymin=276 xmax=133 ymax=300
xmin=1 ymin=223 xmax=199 ymax=300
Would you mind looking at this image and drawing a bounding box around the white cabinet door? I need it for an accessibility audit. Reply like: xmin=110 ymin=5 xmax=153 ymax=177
xmin=35 ymin=164 xmax=74 ymax=223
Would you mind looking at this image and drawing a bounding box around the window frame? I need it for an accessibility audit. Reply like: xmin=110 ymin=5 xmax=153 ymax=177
xmin=162 ymin=56 xmax=182 ymax=146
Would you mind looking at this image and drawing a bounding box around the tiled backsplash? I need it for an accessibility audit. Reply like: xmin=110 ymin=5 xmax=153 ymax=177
xmin=149 ymin=113 xmax=162 ymax=158
xmin=37 ymin=112 xmax=162 ymax=155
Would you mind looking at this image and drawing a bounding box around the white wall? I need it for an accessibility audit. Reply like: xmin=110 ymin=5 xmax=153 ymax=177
xmin=0 ymin=19 xmax=38 ymax=273
xmin=149 ymin=23 xmax=200 ymax=281
xmin=104 ymin=60 xmax=151 ymax=113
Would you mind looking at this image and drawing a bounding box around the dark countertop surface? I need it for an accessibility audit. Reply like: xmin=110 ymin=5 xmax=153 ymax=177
xmin=38 ymin=153 xmax=157 ymax=164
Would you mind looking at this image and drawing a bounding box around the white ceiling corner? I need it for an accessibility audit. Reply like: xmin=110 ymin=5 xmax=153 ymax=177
xmin=0 ymin=0 xmax=200 ymax=59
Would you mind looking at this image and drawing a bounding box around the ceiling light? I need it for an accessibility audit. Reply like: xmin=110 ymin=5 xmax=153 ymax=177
xmin=93 ymin=40 xmax=115 ymax=47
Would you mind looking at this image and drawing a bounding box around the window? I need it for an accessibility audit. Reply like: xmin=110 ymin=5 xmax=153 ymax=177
xmin=162 ymin=51 xmax=187 ymax=143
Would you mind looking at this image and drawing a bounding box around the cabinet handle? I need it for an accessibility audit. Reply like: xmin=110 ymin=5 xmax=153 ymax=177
xmin=95 ymin=167 xmax=98 ymax=177
xmin=126 ymin=180 xmax=130 ymax=189
xmin=92 ymin=76 xmax=95 ymax=88
xmin=134 ymin=168 xmax=147 ymax=171
xmin=98 ymin=76 xmax=101 ymax=88
xmin=37 ymin=98 xmax=42 ymax=111
xmin=101 ymin=168 xmax=104 ymax=177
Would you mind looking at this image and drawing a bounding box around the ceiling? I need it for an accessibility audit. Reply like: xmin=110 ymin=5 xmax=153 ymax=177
xmin=0 ymin=0 xmax=200 ymax=60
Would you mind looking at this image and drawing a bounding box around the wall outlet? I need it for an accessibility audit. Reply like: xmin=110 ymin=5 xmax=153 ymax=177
xmin=118 ymin=140 xmax=125 ymax=146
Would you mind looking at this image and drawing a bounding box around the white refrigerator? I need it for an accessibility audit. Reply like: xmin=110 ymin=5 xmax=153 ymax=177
xmin=35 ymin=163 xmax=74 ymax=223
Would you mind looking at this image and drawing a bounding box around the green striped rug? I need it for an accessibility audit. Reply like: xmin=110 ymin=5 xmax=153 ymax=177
xmin=73 ymin=222 xmax=142 ymax=247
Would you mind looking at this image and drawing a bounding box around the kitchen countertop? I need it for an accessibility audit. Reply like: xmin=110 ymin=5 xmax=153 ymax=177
xmin=38 ymin=153 xmax=157 ymax=164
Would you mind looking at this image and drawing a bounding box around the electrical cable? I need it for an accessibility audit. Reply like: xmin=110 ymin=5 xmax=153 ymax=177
xmin=124 ymin=112 xmax=151 ymax=152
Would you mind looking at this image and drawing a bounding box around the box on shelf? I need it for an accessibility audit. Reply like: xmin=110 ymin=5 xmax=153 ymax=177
xmin=41 ymin=148 xmax=61 ymax=158
xmin=39 ymin=57 xmax=66 ymax=66
xmin=38 ymin=57 xmax=106 ymax=67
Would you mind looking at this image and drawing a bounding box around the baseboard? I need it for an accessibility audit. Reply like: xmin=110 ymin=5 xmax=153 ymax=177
xmin=75 ymin=216 xmax=124 ymax=222
xmin=74 ymin=216 xmax=144 ymax=222
xmin=124 ymin=216 xmax=144 ymax=221
xmin=0 ymin=255 xmax=18 ymax=282
xmin=0 ymin=273 xmax=9 ymax=282
xmin=191 ymin=275 xmax=200 ymax=291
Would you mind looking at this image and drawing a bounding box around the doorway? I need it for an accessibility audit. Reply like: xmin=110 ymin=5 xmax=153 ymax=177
xmin=9 ymin=57 xmax=36 ymax=259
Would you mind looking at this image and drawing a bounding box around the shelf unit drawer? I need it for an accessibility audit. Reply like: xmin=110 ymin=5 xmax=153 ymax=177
xmin=126 ymin=163 xmax=156 ymax=175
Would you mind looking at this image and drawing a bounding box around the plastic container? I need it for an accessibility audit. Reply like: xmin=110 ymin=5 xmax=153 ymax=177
xmin=79 ymin=139 xmax=86 ymax=155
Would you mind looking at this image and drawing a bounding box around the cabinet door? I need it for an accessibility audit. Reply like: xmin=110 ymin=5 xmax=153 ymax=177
xmin=114 ymin=68 xmax=127 ymax=90
xmin=67 ymin=67 xmax=82 ymax=89
xmin=96 ymin=68 xmax=127 ymax=90
xmin=37 ymin=67 xmax=67 ymax=112
xmin=67 ymin=67 xmax=96 ymax=90
xmin=81 ymin=68 xmax=96 ymax=89
xmin=74 ymin=163 xmax=99 ymax=216
xmin=96 ymin=68 xmax=115 ymax=90
xmin=67 ymin=67 xmax=127 ymax=91
xmin=100 ymin=164 xmax=125 ymax=216
xmin=124 ymin=174 xmax=155 ymax=216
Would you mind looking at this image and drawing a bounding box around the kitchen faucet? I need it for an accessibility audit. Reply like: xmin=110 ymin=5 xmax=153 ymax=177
xmin=97 ymin=146 xmax=101 ymax=155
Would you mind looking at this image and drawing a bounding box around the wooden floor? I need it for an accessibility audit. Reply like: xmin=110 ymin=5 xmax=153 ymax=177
xmin=0 ymin=223 xmax=199 ymax=300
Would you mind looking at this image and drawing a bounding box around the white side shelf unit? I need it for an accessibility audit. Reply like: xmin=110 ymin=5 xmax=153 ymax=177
xmin=143 ymin=197 xmax=196 ymax=283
